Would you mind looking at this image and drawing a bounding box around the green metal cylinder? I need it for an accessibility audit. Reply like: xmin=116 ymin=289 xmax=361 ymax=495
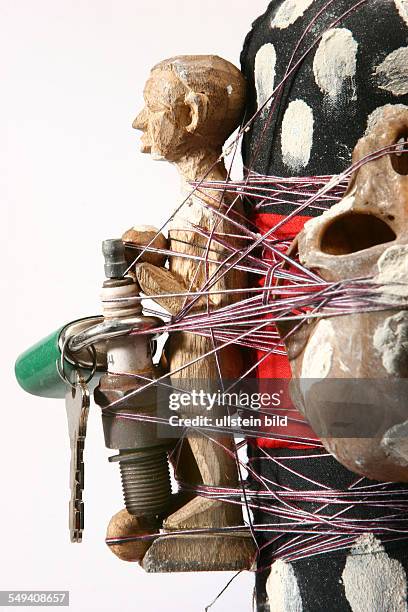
xmin=15 ymin=316 xmax=107 ymax=399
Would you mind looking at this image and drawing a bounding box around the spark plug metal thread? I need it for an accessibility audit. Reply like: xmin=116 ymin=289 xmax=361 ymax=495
xmin=94 ymin=239 xmax=171 ymax=520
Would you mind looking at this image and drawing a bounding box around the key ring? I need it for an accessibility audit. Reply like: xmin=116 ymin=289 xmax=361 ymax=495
xmin=57 ymin=336 xmax=97 ymax=389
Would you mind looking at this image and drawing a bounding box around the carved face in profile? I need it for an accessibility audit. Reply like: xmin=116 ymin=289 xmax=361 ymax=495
xmin=133 ymin=67 xmax=192 ymax=161
xmin=132 ymin=55 xmax=247 ymax=163
xmin=281 ymin=105 xmax=408 ymax=482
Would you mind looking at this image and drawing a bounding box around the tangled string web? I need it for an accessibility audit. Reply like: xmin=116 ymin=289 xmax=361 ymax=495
xmin=104 ymin=0 xmax=408 ymax=606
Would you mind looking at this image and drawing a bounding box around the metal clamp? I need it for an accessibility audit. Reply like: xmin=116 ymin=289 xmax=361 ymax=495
xmin=68 ymin=316 xmax=163 ymax=353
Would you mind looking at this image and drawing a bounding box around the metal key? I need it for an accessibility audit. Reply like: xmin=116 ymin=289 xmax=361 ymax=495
xmin=65 ymin=372 xmax=90 ymax=543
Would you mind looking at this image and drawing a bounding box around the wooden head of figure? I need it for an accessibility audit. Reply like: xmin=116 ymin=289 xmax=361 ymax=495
xmin=132 ymin=55 xmax=246 ymax=180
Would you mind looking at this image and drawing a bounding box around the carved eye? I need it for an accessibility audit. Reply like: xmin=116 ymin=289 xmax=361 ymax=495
xmin=320 ymin=212 xmax=396 ymax=255
xmin=391 ymin=130 xmax=408 ymax=176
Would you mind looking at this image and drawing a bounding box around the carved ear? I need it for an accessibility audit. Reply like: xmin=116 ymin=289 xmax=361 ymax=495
xmin=184 ymin=91 xmax=209 ymax=134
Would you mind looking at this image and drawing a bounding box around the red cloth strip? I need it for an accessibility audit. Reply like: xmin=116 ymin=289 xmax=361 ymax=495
xmin=252 ymin=212 xmax=320 ymax=449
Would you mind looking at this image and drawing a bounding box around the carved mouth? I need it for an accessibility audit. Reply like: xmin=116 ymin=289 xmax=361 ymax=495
xmin=137 ymin=129 xmax=151 ymax=153
xmin=140 ymin=135 xmax=152 ymax=154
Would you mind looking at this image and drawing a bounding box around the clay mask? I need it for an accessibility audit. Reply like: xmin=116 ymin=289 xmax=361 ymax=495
xmin=281 ymin=105 xmax=408 ymax=482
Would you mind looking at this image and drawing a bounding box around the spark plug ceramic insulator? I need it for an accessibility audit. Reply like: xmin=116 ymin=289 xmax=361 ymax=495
xmin=94 ymin=239 xmax=172 ymax=521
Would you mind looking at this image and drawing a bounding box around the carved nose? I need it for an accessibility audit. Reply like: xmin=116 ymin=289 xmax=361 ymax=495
xmin=132 ymin=109 xmax=147 ymax=130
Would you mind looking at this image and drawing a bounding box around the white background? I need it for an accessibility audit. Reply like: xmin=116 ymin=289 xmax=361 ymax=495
xmin=2 ymin=1 xmax=267 ymax=611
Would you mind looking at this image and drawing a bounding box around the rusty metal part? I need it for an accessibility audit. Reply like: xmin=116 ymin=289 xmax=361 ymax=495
xmin=95 ymin=372 xmax=172 ymax=519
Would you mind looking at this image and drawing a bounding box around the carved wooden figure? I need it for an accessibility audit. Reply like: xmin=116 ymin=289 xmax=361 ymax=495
xmin=109 ymin=55 xmax=256 ymax=571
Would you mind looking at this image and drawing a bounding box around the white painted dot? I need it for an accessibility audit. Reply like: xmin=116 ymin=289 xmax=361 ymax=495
xmin=342 ymin=534 xmax=408 ymax=612
xmin=395 ymin=0 xmax=408 ymax=25
xmin=313 ymin=28 xmax=358 ymax=103
xmin=254 ymin=43 xmax=277 ymax=111
xmin=266 ymin=560 xmax=303 ymax=612
xmin=375 ymin=47 xmax=408 ymax=96
xmin=281 ymin=99 xmax=314 ymax=171
xmin=271 ymin=0 xmax=314 ymax=29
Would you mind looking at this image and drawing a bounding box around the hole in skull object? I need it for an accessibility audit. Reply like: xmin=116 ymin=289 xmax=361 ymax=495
xmin=391 ymin=130 xmax=408 ymax=175
xmin=320 ymin=213 xmax=396 ymax=255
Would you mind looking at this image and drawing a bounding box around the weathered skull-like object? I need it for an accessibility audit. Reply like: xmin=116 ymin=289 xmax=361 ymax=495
xmin=282 ymin=105 xmax=408 ymax=482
